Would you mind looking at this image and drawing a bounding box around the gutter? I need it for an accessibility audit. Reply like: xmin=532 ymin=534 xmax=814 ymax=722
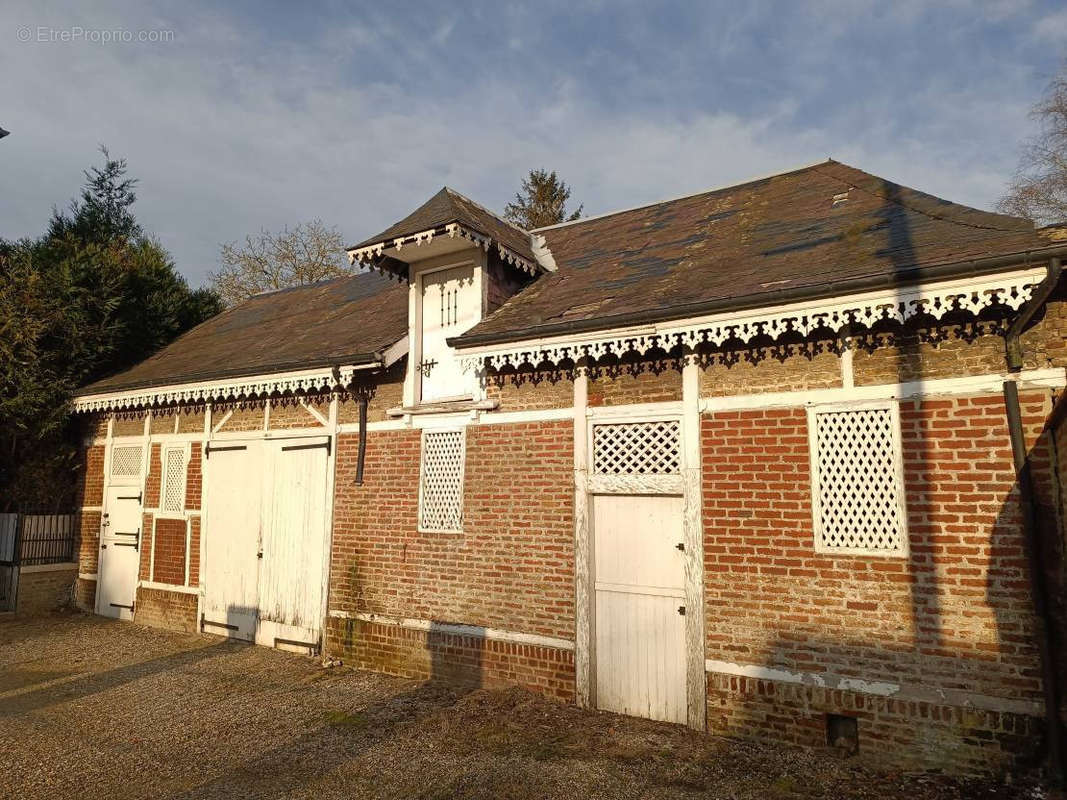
xmin=1002 ymin=257 xmax=1064 ymax=784
xmin=451 ymin=244 xmax=1067 ymax=351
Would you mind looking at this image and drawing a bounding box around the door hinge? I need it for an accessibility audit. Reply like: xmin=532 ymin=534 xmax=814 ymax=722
xmin=677 ymin=605 xmax=686 ymax=616
xmin=204 ymin=443 xmax=247 ymax=460
xmin=117 ymin=492 xmax=142 ymax=503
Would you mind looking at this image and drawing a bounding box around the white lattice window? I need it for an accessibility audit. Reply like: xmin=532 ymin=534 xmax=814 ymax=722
xmin=808 ymin=401 xmax=908 ymax=556
xmin=418 ymin=429 xmax=466 ymax=532
xmin=592 ymin=420 xmax=681 ymax=475
xmin=160 ymin=446 xmax=188 ymax=514
xmin=110 ymin=445 xmax=143 ymax=479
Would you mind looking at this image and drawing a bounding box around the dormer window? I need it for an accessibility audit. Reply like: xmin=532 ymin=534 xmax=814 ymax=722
xmin=418 ymin=264 xmax=478 ymax=403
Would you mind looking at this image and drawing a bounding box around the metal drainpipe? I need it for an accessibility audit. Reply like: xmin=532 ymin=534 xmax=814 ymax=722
xmin=1003 ymin=257 xmax=1063 ymax=783
xmin=355 ymin=391 xmax=368 ymax=486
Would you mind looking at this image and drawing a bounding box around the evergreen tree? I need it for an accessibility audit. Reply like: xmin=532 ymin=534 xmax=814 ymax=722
xmin=503 ymin=169 xmax=583 ymax=230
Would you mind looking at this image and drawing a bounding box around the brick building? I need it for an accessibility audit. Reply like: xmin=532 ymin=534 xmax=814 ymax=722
xmin=71 ymin=161 xmax=1067 ymax=776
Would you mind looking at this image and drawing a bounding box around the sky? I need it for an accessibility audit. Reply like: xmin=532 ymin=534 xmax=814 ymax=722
xmin=2 ymin=0 xmax=1066 ymax=287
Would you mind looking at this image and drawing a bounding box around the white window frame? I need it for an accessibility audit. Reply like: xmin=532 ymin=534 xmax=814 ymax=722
xmin=158 ymin=443 xmax=189 ymax=518
xmin=806 ymin=399 xmax=909 ymax=558
xmin=417 ymin=426 xmax=467 ymax=534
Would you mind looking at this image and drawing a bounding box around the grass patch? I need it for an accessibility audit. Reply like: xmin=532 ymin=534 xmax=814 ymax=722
xmin=325 ymin=710 xmax=369 ymax=730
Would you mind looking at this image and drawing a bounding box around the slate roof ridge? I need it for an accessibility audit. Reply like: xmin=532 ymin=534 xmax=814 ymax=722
xmin=529 ymin=158 xmax=1035 ymax=237
xmin=528 ymin=159 xmax=834 ymax=233
xmin=443 ymin=185 xmax=533 ymax=239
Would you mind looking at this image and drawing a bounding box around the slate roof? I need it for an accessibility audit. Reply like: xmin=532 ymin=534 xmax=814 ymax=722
xmin=77 ymin=271 xmax=408 ymax=395
xmin=351 ymin=186 xmax=537 ymax=264
xmin=78 ymin=160 xmax=1058 ymax=397
xmin=453 ymin=160 xmax=1050 ymax=347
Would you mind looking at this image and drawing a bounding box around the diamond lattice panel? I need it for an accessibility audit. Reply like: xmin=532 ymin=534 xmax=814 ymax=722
xmin=110 ymin=446 xmax=142 ymax=478
xmin=813 ymin=407 xmax=905 ymax=554
xmin=592 ymin=421 xmax=681 ymax=475
xmin=420 ymin=430 xmax=465 ymax=531
xmin=162 ymin=448 xmax=186 ymax=513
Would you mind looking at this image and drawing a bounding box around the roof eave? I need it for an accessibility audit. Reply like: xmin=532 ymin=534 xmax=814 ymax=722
xmin=451 ymin=243 xmax=1067 ymax=351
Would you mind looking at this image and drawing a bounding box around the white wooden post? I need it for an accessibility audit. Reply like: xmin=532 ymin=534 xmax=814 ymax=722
xmin=682 ymin=358 xmax=707 ymax=731
xmin=573 ymin=369 xmax=593 ymax=707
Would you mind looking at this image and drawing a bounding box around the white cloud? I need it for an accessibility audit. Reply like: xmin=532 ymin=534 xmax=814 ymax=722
xmin=0 ymin=0 xmax=1055 ymax=286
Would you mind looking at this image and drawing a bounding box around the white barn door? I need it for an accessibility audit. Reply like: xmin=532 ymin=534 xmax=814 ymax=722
xmin=201 ymin=436 xmax=330 ymax=651
xmin=590 ymin=418 xmax=687 ymax=724
xmin=593 ymin=494 xmax=686 ymax=723
xmin=256 ymin=437 xmax=330 ymax=652
xmin=97 ymin=483 xmax=143 ymax=620
xmin=202 ymin=442 xmax=262 ymax=641
xmin=420 ymin=265 xmax=477 ymax=402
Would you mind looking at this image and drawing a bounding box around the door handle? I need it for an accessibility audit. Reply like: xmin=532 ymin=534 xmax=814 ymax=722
xmin=675 ymin=542 xmax=685 ymax=551
xmin=677 ymin=606 xmax=686 ymax=616
xmin=257 ymin=551 xmax=263 ymax=559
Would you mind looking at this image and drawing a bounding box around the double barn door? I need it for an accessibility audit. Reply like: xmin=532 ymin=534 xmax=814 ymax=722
xmin=201 ymin=436 xmax=330 ymax=653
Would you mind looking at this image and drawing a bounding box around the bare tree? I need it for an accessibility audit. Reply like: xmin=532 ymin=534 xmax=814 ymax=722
xmin=504 ymin=169 xmax=583 ymax=230
xmin=999 ymin=68 xmax=1067 ymax=225
xmin=210 ymin=220 xmax=350 ymax=306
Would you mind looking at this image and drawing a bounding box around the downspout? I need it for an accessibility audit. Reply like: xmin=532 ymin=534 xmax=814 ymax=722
xmin=1003 ymin=257 xmax=1063 ymax=782
xmin=355 ymin=391 xmax=368 ymax=486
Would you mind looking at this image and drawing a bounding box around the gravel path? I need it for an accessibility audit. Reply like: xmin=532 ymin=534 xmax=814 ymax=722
xmin=0 ymin=612 xmax=1053 ymax=799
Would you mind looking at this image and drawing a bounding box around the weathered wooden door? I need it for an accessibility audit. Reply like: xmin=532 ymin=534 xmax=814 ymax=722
xmin=201 ymin=442 xmax=262 ymax=641
xmin=97 ymin=483 xmax=143 ymax=620
xmin=593 ymin=493 xmax=687 ymax=722
xmin=255 ymin=437 xmax=330 ymax=652
xmin=420 ymin=265 xmax=477 ymax=402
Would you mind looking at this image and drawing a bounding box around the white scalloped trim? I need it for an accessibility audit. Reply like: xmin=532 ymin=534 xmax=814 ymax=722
xmin=347 ymin=223 xmax=540 ymax=276
xmin=459 ymin=267 xmax=1046 ymax=372
xmin=72 ymin=365 xmax=363 ymax=414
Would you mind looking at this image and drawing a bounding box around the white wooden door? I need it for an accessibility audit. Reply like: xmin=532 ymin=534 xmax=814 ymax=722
xmin=201 ymin=442 xmax=262 ymax=641
xmin=97 ymin=484 xmax=143 ymax=621
xmin=255 ymin=437 xmax=330 ymax=652
xmin=593 ymin=493 xmax=686 ymax=723
xmin=420 ymin=265 xmax=477 ymax=402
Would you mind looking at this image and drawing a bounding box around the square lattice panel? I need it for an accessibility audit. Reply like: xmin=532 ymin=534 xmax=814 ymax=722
xmin=110 ymin=446 xmax=142 ymax=478
xmin=811 ymin=405 xmax=906 ymax=554
xmin=419 ymin=430 xmax=465 ymax=531
xmin=592 ymin=421 xmax=681 ymax=475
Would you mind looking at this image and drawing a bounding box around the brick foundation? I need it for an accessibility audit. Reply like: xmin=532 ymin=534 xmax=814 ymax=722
xmin=75 ymin=577 xmax=96 ymax=611
xmin=134 ymin=586 xmax=198 ymax=632
xmin=326 ymin=617 xmax=575 ymax=701
xmin=706 ymin=671 xmax=1043 ymax=775
xmin=15 ymin=565 xmax=77 ymax=615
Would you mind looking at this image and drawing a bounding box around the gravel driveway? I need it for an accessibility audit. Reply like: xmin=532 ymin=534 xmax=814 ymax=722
xmin=0 ymin=612 xmax=1050 ymax=799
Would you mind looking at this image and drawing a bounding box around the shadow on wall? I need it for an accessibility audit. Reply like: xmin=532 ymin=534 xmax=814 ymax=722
xmin=704 ymin=179 xmax=1064 ymax=774
xmin=426 ymin=621 xmax=486 ymax=689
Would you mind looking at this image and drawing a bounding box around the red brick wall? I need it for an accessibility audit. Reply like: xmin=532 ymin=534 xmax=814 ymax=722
xmin=700 ymin=392 xmax=1053 ymax=769
xmin=152 ymin=518 xmax=187 ymax=585
xmin=702 ymin=395 xmax=1046 ymax=702
xmin=139 ymin=514 xmax=153 ymax=580
xmin=185 ymin=448 xmax=202 ymax=510
xmin=77 ymin=445 xmax=105 ymax=507
xmin=328 ymin=420 xmax=574 ymax=640
xmin=78 ymin=511 xmax=101 ymax=575
xmin=145 ymin=444 xmax=162 ymax=508
xmin=188 ymin=517 xmax=201 ymax=587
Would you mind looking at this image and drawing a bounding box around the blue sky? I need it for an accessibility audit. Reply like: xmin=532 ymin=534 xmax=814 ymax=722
xmin=3 ymin=0 xmax=1066 ymax=286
